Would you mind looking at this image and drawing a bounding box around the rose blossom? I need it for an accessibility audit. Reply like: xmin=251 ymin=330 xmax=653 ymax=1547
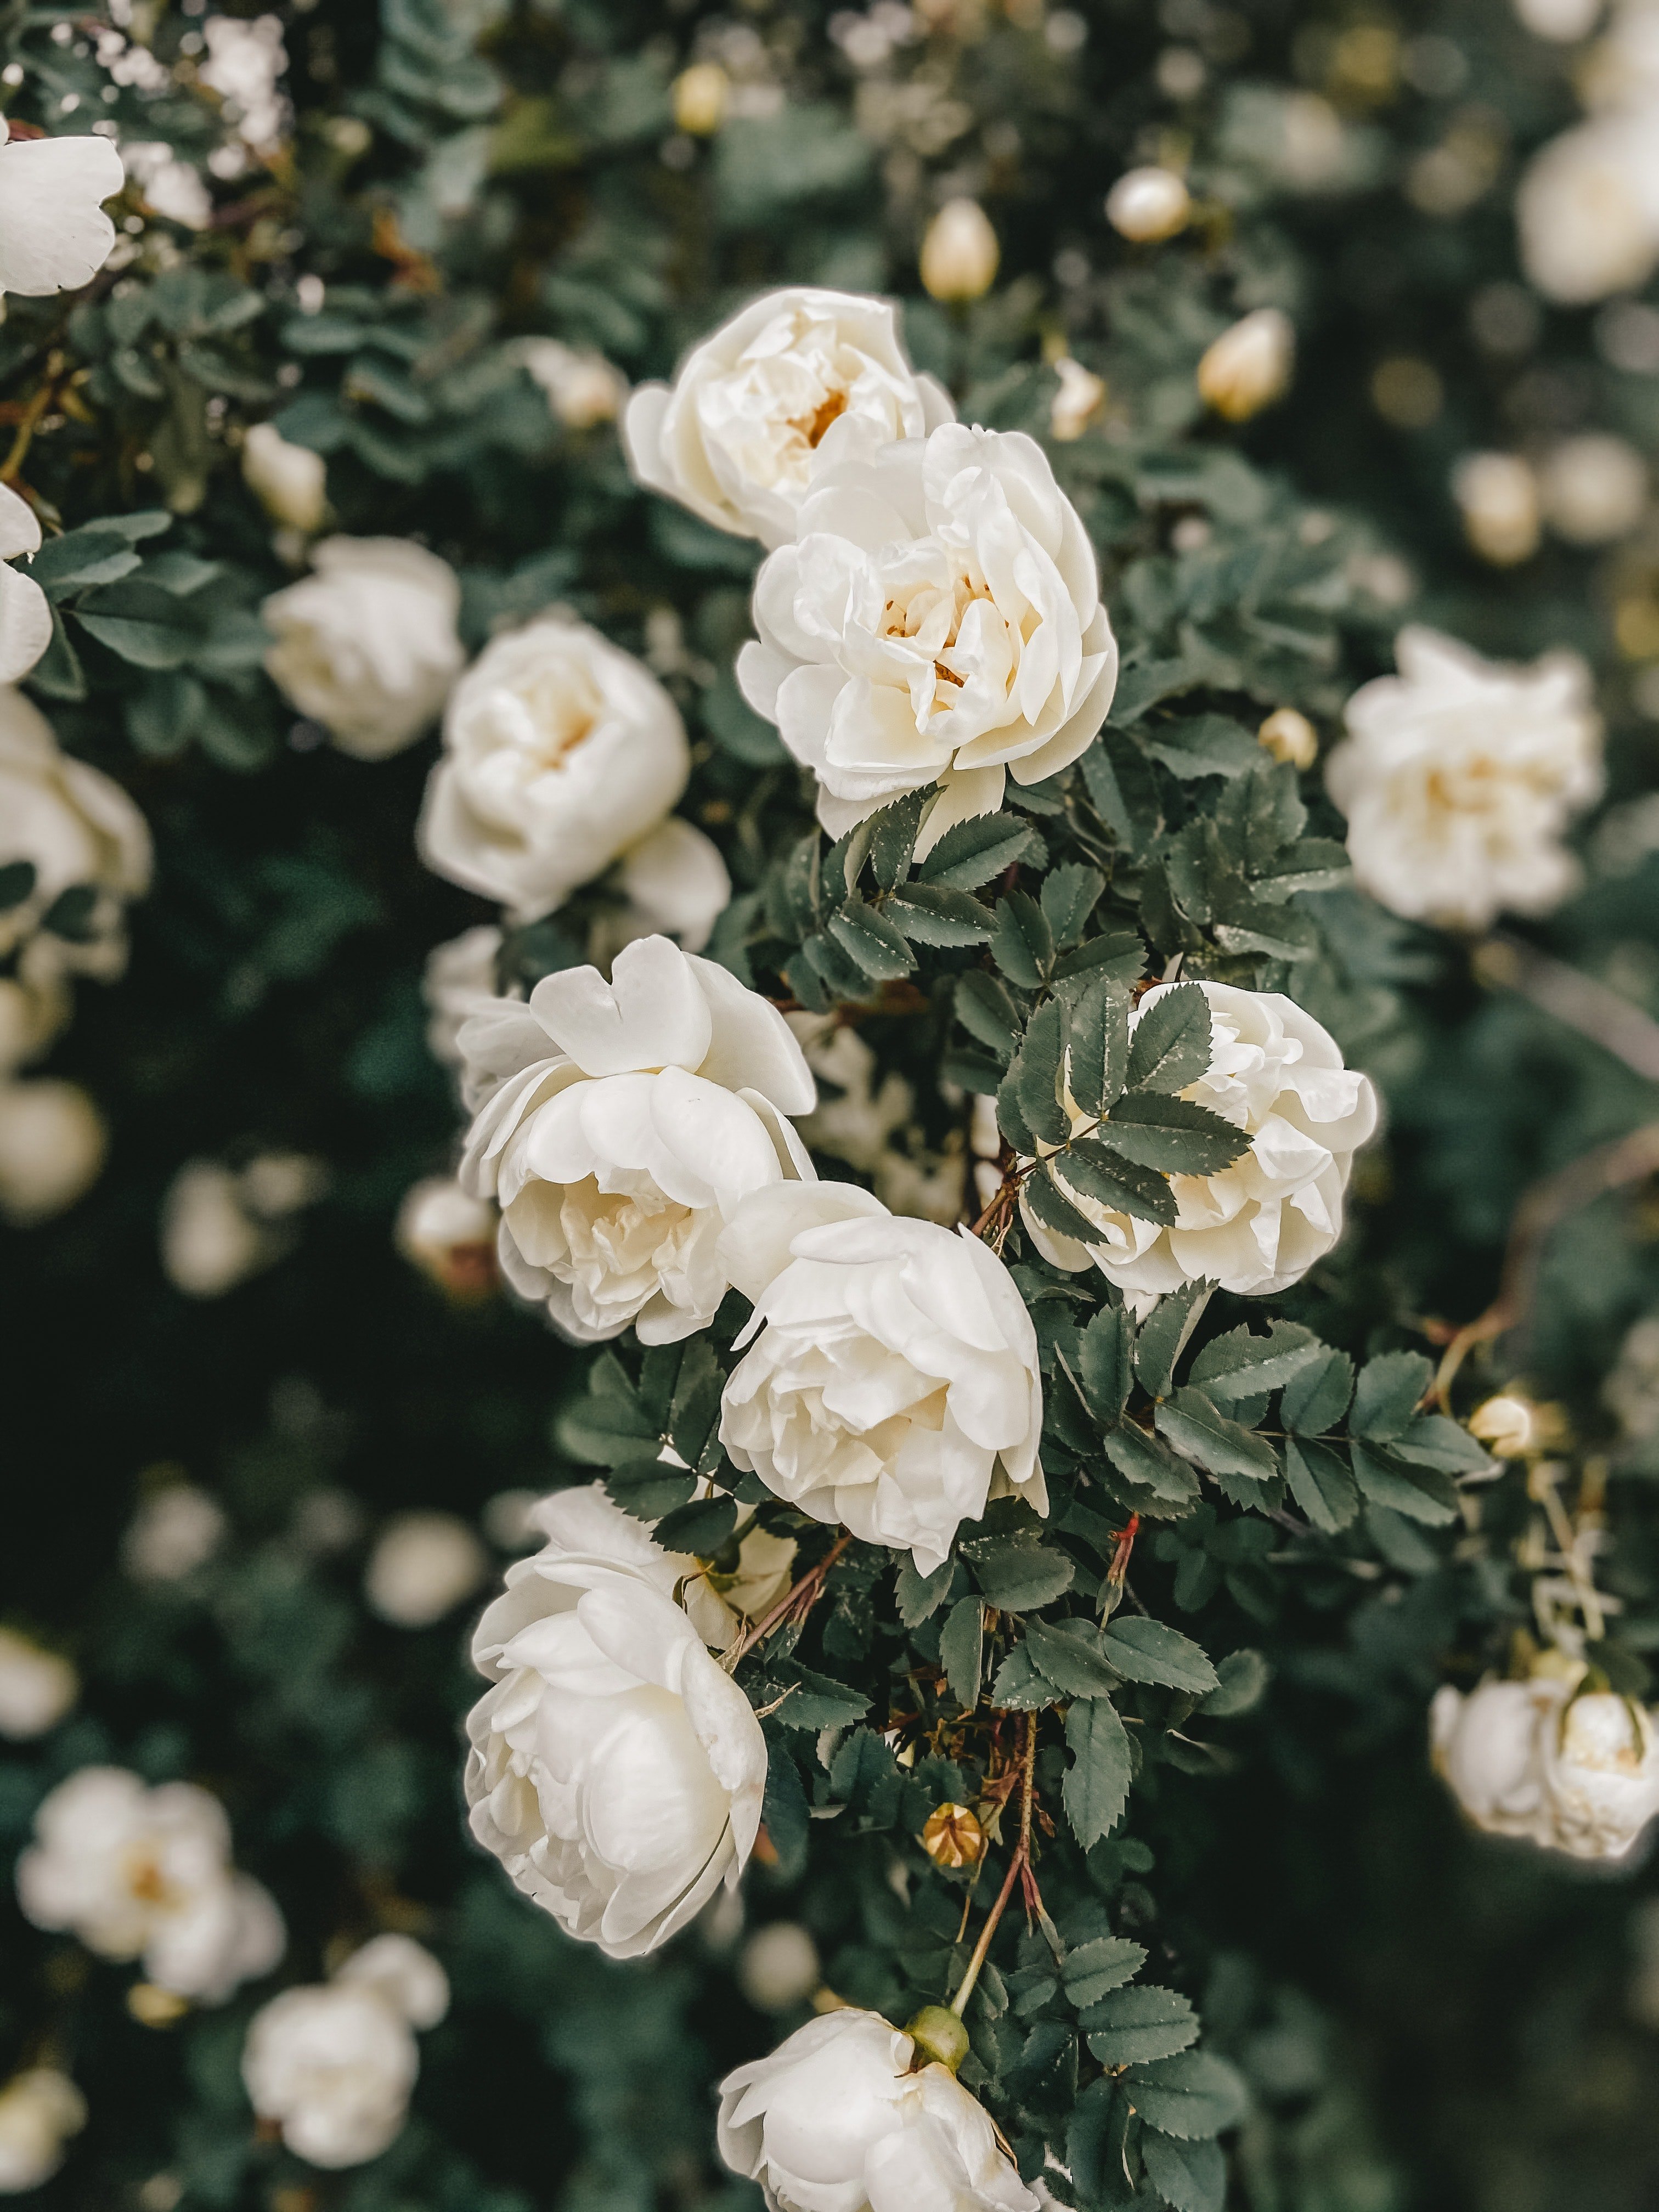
xmin=717 ymin=2009 xmax=1038 ymax=2212
xmin=1022 ymin=984 xmax=1376 ymax=1316
xmin=419 ymin=616 xmax=697 ymax=924
xmin=0 ymin=1628 xmax=76 ymax=1741
xmin=463 ymin=1483 xmax=769 ymax=1959
xmin=1516 ymin=117 xmax=1659 ymax=304
xmin=263 ymin=537 xmax=464 ymax=760
xmin=456 ymin=934 xmax=815 ymax=1345
xmin=0 ymin=1079 xmax=107 ymax=1227
xmin=16 ymin=1767 xmax=285 ymax=2002
xmin=0 ymin=486 xmax=51 ymax=687
xmin=364 ymin=1510 xmax=487 ymax=1628
xmin=422 ymin=925 xmax=504 ymax=1070
xmin=0 ymin=2069 xmax=86 ymax=2194
xmin=241 ymin=421 xmax=328 ymax=535
xmin=737 ymin=422 xmax=1118 ymax=848
xmin=716 ymin=1181 xmax=1047 ymax=1576
xmin=394 ymin=1175 xmax=499 ymax=1299
xmin=0 ymin=121 xmax=123 ymax=298
xmin=1327 ymin=625 xmax=1602 ymax=930
xmin=1431 ymin=1677 xmax=1659 ymax=1860
xmin=624 ymin=286 xmax=953 ymax=550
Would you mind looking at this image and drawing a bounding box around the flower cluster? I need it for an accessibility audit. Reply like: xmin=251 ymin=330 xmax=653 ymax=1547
xmin=1432 ymin=1676 xmax=1659 ymax=1860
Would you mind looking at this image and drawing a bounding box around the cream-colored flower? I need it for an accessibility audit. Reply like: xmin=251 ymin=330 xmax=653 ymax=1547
xmin=16 ymin=1768 xmax=284 ymax=2002
xmin=241 ymin=422 xmax=327 ymax=534
xmin=610 ymin=817 xmax=732 ymax=955
xmin=1197 ymin=308 xmax=1295 ymax=421
xmin=121 ymin=1483 xmax=226 ymax=1583
xmin=738 ymin=1922 xmax=821 ymax=2012
xmin=1540 ymin=433 xmax=1649 ymax=544
xmin=0 ymin=685 xmax=151 ymax=980
xmin=464 ymin=1484 xmax=769 ymax=1957
xmin=516 ymin=339 xmax=628 ymax=430
xmin=1257 ymin=706 xmax=1318 ymax=769
xmin=1104 ymin=165 xmax=1190 ymax=241
xmin=718 ymin=2010 xmax=1038 ymax=2212
xmin=738 ymin=421 xmax=1118 ymax=847
xmin=919 ymin=199 xmax=1000 ymax=302
xmin=422 ymin=926 xmax=503 ymax=1070
xmin=364 ymin=1511 xmax=488 ymax=1628
xmin=1516 ymin=117 xmax=1659 ymax=303
xmin=672 ymin=61 xmax=730 ymax=136
xmin=1048 ymin=357 xmax=1105 ymax=442
xmin=0 ymin=2069 xmax=86 ymax=2194
xmin=1327 ymin=625 xmax=1602 ymax=930
xmin=419 ymin=617 xmax=692 ymax=923
xmin=1432 ymin=1678 xmax=1659 ymax=1859
xmin=263 ymin=538 xmax=464 ymax=760
xmin=624 ymin=287 xmax=953 ymax=550
xmin=394 ymin=1175 xmax=498 ymax=1299
xmin=718 ymin=1181 xmax=1046 ymax=1576
xmin=0 ymin=1628 xmax=76 ymax=1740
xmin=1451 ymin=452 xmax=1541 ymax=565
xmin=0 ymin=1079 xmax=106 ymax=1226
xmin=0 ymin=487 xmax=50 ymax=687
xmin=0 ymin=970 xmax=69 ymax=1077
xmin=1022 ymin=984 xmax=1376 ymax=1316
xmin=0 ymin=121 xmax=123 ymax=297
xmin=456 ymin=935 xmax=815 ymax=1345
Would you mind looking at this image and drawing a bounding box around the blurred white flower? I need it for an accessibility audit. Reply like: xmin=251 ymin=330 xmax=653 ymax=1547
xmin=264 ymin=538 xmax=464 ymax=760
xmin=395 ymin=1176 xmax=498 ymax=1300
xmin=119 ymin=142 xmax=212 ymax=229
xmin=1257 ymin=707 xmax=1318 ymax=769
xmin=624 ymin=287 xmax=953 ymax=549
xmin=1327 ymin=625 xmax=1602 ymax=930
xmin=1516 ymin=117 xmax=1659 ymax=303
xmin=1104 ymin=165 xmax=1190 ymax=241
xmin=0 ymin=1079 xmax=106 ymax=1227
xmin=1451 ymin=452 xmax=1541 ymax=566
xmin=718 ymin=1181 xmax=1046 ymax=1575
xmin=419 ymin=618 xmax=692 ymax=924
xmin=242 ymin=422 xmax=328 ymax=535
xmin=0 ymin=2068 xmax=86 ymax=2194
xmin=718 ymin=2008 xmax=1039 ymax=2212
xmin=1513 ymin=0 xmax=1603 ymax=37
xmin=122 ymin=1483 xmax=227 ymax=1583
xmin=672 ymin=60 xmax=730 ymax=136
xmin=1432 ymin=1678 xmax=1659 ymax=1859
xmin=0 ymin=685 xmax=152 ymax=975
xmin=1197 ymin=308 xmax=1295 ymax=421
xmin=199 ymin=15 xmax=290 ymax=153
xmin=0 ymin=1628 xmax=76 ymax=1740
xmin=456 ymin=935 xmax=815 ymax=1345
xmin=738 ymin=422 xmax=1117 ymax=848
xmin=738 ymin=1922 xmax=821 ymax=2012
xmin=422 ymin=926 xmax=504 ymax=1070
xmin=1022 ymin=984 xmax=1377 ymax=1317
xmin=1539 ymin=433 xmax=1649 ymax=544
xmin=241 ymin=1937 xmax=447 ymax=2169
xmin=464 ymin=1483 xmax=769 ymax=1957
xmin=611 ymin=817 xmax=732 ymax=954
xmin=1048 ymin=357 xmax=1105 ymax=442
xmin=920 ymin=198 xmax=1000 ymax=302
xmin=159 ymin=1164 xmax=264 ymax=1297
xmin=0 ymin=970 xmax=69 ymax=1077
xmin=364 ymin=1511 xmax=488 ymax=1628
xmin=17 ymin=1767 xmax=284 ymax=2001
xmin=516 ymin=339 xmax=628 ymax=430
xmin=0 ymin=120 xmax=124 ymax=298
xmin=792 ymin=1019 xmax=913 ymax=1175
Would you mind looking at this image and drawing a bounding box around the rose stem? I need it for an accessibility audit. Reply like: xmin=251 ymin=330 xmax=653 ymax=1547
xmin=949 ymin=1711 xmax=1038 ymax=2018
xmin=728 ymin=1532 xmax=854 ymax=1668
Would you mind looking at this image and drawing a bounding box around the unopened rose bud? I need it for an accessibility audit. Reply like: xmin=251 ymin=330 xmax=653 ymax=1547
xmin=920 ymin=199 xmax=999 ymax=303
xmin=673 ymin=62 xmax=729 ymax=137
xmin=241 ymin=422 xmax=328 ymax=536
xmin=1540 ymin=433 xmax=1649 ymax=545
xmin=1197 ymin=307 xmax=1295 ymax=421
xmin=1469 ymin=1393 xmax=1538 ymax=1458
xmin=1257 ymin=707 xmax=1318 ymax=769
xmin=1104 ymin=165 xmax=1190 ymax=242
xmin=1452 ymin=452 xmax=1541 ymax=566
xmin=1049 ymin=357 xmax=1105 ymax=442
xmin=920 ymin=1800 xmax=985 ymax=1869
xmin=395 ymin=1176 xmax=498 ymax=1301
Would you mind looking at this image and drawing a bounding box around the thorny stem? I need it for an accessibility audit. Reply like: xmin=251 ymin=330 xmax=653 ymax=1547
xmin=950 ymin=1712 xmax=1039 ymax=2018
xmin=725 ymin=1532 xmax=853 ymax=1670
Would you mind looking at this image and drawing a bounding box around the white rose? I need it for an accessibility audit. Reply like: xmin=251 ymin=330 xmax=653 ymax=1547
xmin=0 ymin=121 xmax=123 ymax=298
xmin=1540 ymin=432 xmax=1649 ymax=544
xmin=0 ymin=1629 xmax=76 ymax=1740
xmin=456 ymin=934 xmax=816 ymax=1344
xmin=1327 ymin=625 xmax=1603 ymax=931
xmin=241 ymin=1939 xmax=446 ymax=2170
xmin=16 ymin=1767 xmax=285 ymax=2002
xmin=241 ymin=421 xmax=328 ymax=534
xmin=0 ymin=685 xmax=152 ymax=979
xmin=611 ymin=817 xmax=732 ymax=954
xmin=718 ymin=1181 xmax=1046 ymax=1576
xmin=516 ymin=338 xmax=628 ymax=430
xmin=1104 ymin=165 xmax=1191 ymax=241
xmin=422 ymin=924 xmax=504 ymax=1069
xmin=463 ymin=1483 xmax=769 ymax=1958
xmin=738 ymin=1922 xmax=821 ymax=2012
xmin=159 ymin=1161 xmax=266 ymax=1297
xmin=738 ymin=422 xmax=1118 ymax=848
xmin=0 ymin=2069 xmax=86 ymax=2194
xmin=263 ymin=538 xmax=464 ymax=760
xmin=0 ymin=486 xmax=50 ymax=687
xmin=418 ymin=617 xmax=692 ymax=923
xmin=1048 ymin=357 xmax=1105 ymax=443
xmin=1451 ymin=452 xmax=1541 ymax=566
xmin=394 ymin=1175 xmax=498 ymax=1299
xmin=364 ymin=1510 xmax=488 ymax=1627
xmin=120 ymin=142 xmax=213 ymax=230
xmin=1544 ymin=1690 xmax=1659 ymax=1858
xmin=717 ymin=2009 xmax=1039 ymax=2212
xmin=121 ymin=1483 xmax=227 ymax=1582
xmin=1516 ymin=117 xmax=1659 ymax=302
xmin=1022 ymin=984 xmax=1378 ymax=1316
xmin=624 ymin=286 xmax=955 ymax=551
xmin=1430 ymin=1679 xmax=1558 ymax=1843
xmin=0 ymin=1079 xmax=106 ymax=1226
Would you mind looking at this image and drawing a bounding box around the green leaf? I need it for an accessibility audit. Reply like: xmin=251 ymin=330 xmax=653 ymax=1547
xmin=964 ymin=1536 xmax=1075 ymax=1612
xmin=1096 ymin=1093 xmax=1251 ymax=1178
xmin=1084 ymin=1984 xmax=1199 ymax=2066
xmin=827 ymin=899 xmax=916 ymax=981
xmin=885 ymin=883 xmax=995 ymax=946
xmin=1280 ymin=1347 xmax=1355 ymax=1435
xmin=556 ymin=1391 xmax=656 ymax=1466
xmin=1156 ymin=1388 xmax=1279 ymax=1482
xmin=1134 ymin=1280 xmax=1215 ymax=1398
xmin=1125 ymin=2051 xmax=1248 ymax=2140
xmin=896 ymin=1558 xmax=956 ymax=1626
xmin=1011 ymin=999 xmax=1070 ymax=1147
xmin=761 ymin=1741 xmax=810 ymax=1877
xmin=1282 ymin=1437 xmax=1359 ymax=1534
xmin=669 ymin=1337 xmax=724 ymax=1473
xmin=918 ymin=811 xmax=1040 ymax=889
xmin=1142 ymin=714 xmax=1260 ymax=780
xmin=989 ymin=890 xmax=1053 ymax=989
xmin=1201 ymin=1648 xmax=1268 ymax=1717
xmin=653 ymin=1496 xmax=738 ymax=1556
xmin=1101 ymin=1617 xmax=1218 ymax=1695
xmin=602 ymin=1459 xmax=697 ymax=1521
xmin=990 ymin=1643 xmax=1057 ymax=1711
xmin=1064 ymin=974 xmax=1130 ymax=1118
xmin=1024 ymin=1166 xmax=1105 ymax=1249
xmin=868 ymin=789 xmax=928 ymax=893
xmin=1062 ymin=1936 xmax=1147 ymax=2009
xmin=1189 ymin=1322 xmax=1319 ymax=1402
xmin=763 ymin=1662 xmax=870 ymax=1732
xmin=1127 ymin=983 xmax=1214 ymax=1094
xmin=1143 ymin=2129 xmax=1227 ymax=2212
xmin=1350 ymin=1351 xmax=1434 ymax=1442
xmin=1103 ymin=1423 xmax=1202 ymax=1509
xmin=1057 ymin=1139 xmax=1177 ymax=1228
xmin=1063 ymin=1696 xmax=1131 ymax=1848
xmin=1391 ymin=1413 xmax=1496 ymax=1475
xmin=74 ymin=610 xmax=194 ymax=669
xmin=939 ymin=1596 xmax=985 ymax=1708
xmin=1041 ymin=862 xmax=1105 ymax=950
xmin=1024 ymin=1617 xmax=1122 ymax=1699
xmin=1349 ymin=1441 xmax=1459 ymax=1526
xmin=1079 ymin=1306 xmax=1135 ymax=1421
xmin=29 ymin=528 xmax=143 ymax=599
xmin=1053 ymin=930 xmax=1147 ymax=989
xmin=955 ymin=971 xmax=1023 ymax=1060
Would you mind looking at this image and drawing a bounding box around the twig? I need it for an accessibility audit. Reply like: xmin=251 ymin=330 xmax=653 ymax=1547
xmin=725 ymin=1532 xmax=853 ymax=1669
xmin=950 ymin=1712 xmax=1038 ymax=2017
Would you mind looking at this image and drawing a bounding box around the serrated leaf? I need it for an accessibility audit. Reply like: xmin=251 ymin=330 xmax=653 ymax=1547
xmin=1126 ymin=2050 xmax=1248 ymax=2140
xmin=1282 ymin=1437 xmax=1359 ymax=1533
xmin=917 ymin=811 xmax=1039 ymax=889
xmin=990 ymin=1643 xmax=1056 ymax=1710
xmin=826 ymin=899 xmax=916 ymax=981
xmin=1349 ymin=1441 xmax=1459 ymax=1526
xmin=1127 ymin=983 xmax=1214 ymax=1094
xmin=1134 ymin=1280 xmax=1215 ymax=1398
xmin=1103 ymin=1423 xmax=1203 ymax=1508
xmin=1062 ymin=1936 xmax=1148 ymax=2009
xmin=1350 ymin=1351 xmax=1433 ymax=1442
xmin=885 ymin=882 xmax=995 ymax=945
xmin=1065 ymin=973 xmax=1131 ymax=1118
xmin=1024 ymin=1165 xmax=1104 ymax=1248
xmin=669 ymin=1336 xmax=724 ymax=1473
xmin=1041 ymin=862 xmax=1105 ymax=949
xmin=1024 ymin=1617 xmax=1122 ymax=1698
xmin=1012 ymin=999 xmax=1070 ymax=1147
xmin=1053 ymin=930 xmax=1147 ymax=988
xmin=1201 ymin=1647 xmax=1268 ymax=1717
xmin=1101 ymin=1617 xmax=1218 ymax=1694
xmin=989 ymin=890 xmax=1053 ymax=988
xmin=1189 ymin=1322 xmax=1319 ymax=1402
xmin=763 ymin=1662 xmax=870 ymax=1731
xmin=1064 ymin=1696 xmax=1131 ymax=1848
xmin=1079 ymin=1305 xmax=1135 ymax=1421
xmin=1096 ymin=1093 xmax=1251 ymax=1178
xmin=965 ymin=1536 xmax=1075 ymax=1611
xmin=557 ymin=1392 xmax=656 ymax=1466
xmin=1142 ymin=714 xmax=1260 ymax=780
xmin=896 ymin=1558 xmax=955 ymax=1626
xmin=603 ymin=1459 xmax=698 ymax=1521
xmin=939 ymin=1596 xmax=985 ymax=1708
xmin=654 ymin=1496 xmax=738 ymax=1556
xmin=1084 ymin=1984 xmax=1199 ymax=2066
xmin=1057 ymin=1139 xmax=1177 ymax=1228
xmin=1280 ymin=1347 xmax=1354 ymax=1435
xmin=955 ymin=970 xmax=1023 ymax=1059
xmin=1156 ymin=1388 xmax=1279 ymax=1482
xmin=1390 ymin=1413 xmax=1496 ymax=1475
xmin=761 ymin=1740 xmax=809 ymax=1877
xmin=868 ymin=788 xmax=927 ymax=893
xmin=1143 ymin=2130 xmax=1226 ymax=2212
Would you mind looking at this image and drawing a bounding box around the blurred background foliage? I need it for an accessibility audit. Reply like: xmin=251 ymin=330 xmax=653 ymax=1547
xmin=3 ymin=0 xmax=1659 ymax=2207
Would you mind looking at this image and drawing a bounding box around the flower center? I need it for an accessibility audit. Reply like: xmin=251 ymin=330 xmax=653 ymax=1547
xmin=792 ymin=386 xmax=849 ymax=449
